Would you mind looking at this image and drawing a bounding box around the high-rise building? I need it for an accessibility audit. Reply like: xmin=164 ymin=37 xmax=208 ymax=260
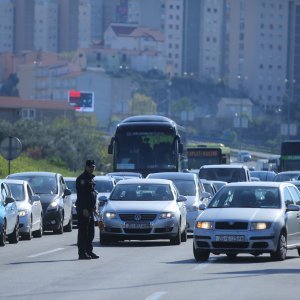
xmin=78 ymin=0 xmax=104 ymax=48
xmin=287 ymin=0 xmax=300 ymax=110
xmin=164 ymin=0 xmax=184 ymax=77
xmin=225 ymin=0 xmax=289 ymax=111
xmin=0 ymin=0 xmax=14 ymax=53
xmin=14 ymin=0 xmax=35 ymax=54
xmin=58 ymin=0 xmax=79 ymax=52
xmin=34 ymin=0 xmax=59 ymax=53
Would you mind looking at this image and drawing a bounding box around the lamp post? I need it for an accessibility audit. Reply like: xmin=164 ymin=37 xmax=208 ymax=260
xmin=284 ymin=78 xmax=296 ymax=140
xmin=167 ymin=80 xmax=172 ymax=116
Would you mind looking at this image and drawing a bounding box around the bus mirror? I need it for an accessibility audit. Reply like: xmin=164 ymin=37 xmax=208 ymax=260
xmin=179 ymin=143 xmax=183 ymax=154
xmin=108 ymin=144 xmax=113 ymax=154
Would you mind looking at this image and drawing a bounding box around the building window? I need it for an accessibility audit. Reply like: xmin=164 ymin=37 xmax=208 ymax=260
xmin=22 ymin=108 xmax=36 ymax=120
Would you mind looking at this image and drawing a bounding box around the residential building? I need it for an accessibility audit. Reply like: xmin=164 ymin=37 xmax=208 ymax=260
xmin=58 ymin=0 xmax=79 ymax=52
xmin=0 ymin=96 xmax=75 ymax=123
xmin=164 ymin=0 xmax=184 ymax=77
xmin=0 ymin=0 xmax=14 ymax=53
xmin=225 ymin=0 xmax=289 ymax=112
xmin=34 ymin=0 xmax=59 ymax=53
xmin=78 ymin=0 xmax=104 ymax=48
xmin=14 ymin=0 xmax=35 ymax=54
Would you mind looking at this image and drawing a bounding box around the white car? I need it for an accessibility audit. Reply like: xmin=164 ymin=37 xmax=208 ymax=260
xmin=99 ymin=178 xmax=187 ymax=245
xmin=147 ymin=172 xmax=210 ymax=233
xmin=193 ymin=182 xmax=300 ymax=261
xmin=4 ymin=179 xmax=43 ymax=239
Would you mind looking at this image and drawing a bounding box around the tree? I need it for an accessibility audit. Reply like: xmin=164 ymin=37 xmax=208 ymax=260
xmin=0 ymin=73 xmax=19 ymax=96
xmin=128 ymin=93 xmax=157 ymax=115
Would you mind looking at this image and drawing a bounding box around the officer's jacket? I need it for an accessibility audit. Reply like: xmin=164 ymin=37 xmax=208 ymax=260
xmin=76 ymin=171 xmax=97 ymax=213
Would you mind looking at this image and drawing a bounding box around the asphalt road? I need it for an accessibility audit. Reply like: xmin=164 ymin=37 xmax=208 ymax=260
xmin=1 ymin=229 xmax=300 ymax=300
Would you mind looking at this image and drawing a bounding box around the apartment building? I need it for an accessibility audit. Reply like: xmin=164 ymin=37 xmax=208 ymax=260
xmin=0 ymin=0 xmax=14 ymax=53
xmin=225 ymin=0 xmax=289 ymax=111
xmin=34 ymin=0 xmax=59 ymax=53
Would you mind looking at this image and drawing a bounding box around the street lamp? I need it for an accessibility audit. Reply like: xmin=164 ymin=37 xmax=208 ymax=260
xmin=284 ymin=78 xmax=296 ymax=140
xmin=167 ymin=80 xmax=172 ymax=116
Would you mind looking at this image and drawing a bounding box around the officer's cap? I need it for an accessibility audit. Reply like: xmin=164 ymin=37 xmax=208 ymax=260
xmin=86 ymin=159 xmax=96 ymax=167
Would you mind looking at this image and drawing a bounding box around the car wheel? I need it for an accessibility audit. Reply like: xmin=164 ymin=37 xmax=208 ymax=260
xmin=100 ymin=233 xmax=112 ymax=246
xmin=170 ymin=226 xmax=181 ymax=245
xmin=53 ymin=214 xmax=64 ymax=234
xmin=226 ymin=253 xmax=238 ymax=259
xmin=193 ymin=243 xmax=210 ymax=261
xmin=63 ymin=214 xmax=73 ymax=232
xmin=271 ymin=231 xmax=287 ymax=261
xmin=0 ymin=221 xmax=6 ymax=247
xmin=181 ymin=224 xmax=187 ymax=242
xmin=33 ymin=216 xmax=43 ymax=238
xmin=7 ymin=221 xmax=19 ymax=244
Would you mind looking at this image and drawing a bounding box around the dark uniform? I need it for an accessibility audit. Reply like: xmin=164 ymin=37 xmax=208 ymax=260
xmin=76 ymin=165 xmax=97 ymax=258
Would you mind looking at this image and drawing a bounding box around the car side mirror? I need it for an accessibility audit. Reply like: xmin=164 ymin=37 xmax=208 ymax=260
xmin=64 ymin=188 xmax=72 ymax=196
xmin=201 ymin=191 xmax=212 ymax=200
xmin=287 ymin=204 xmax=300 ymax=211
xmin=98 ymin=195 xmax=108 ymax=207
xmin=177 ymin=195 xmax=187 ymax=202
xmin=31 ymin=194 xmax=40 ymax=203
xmin=199 ymin=203 xmax=206 ymax=210
xmin=4 ymin=196 xmax=15 ymax=206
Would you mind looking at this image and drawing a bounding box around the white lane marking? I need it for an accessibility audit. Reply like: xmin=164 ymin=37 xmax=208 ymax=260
xmin=145 ymin=291 xmax=167 ymax=300
xmin=193 ymin=257 xmax=216 ymax=270
xmin=27 ymin=248 xmax=64 ymax=258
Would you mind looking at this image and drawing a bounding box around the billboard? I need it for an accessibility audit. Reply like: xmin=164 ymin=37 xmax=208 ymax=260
xmin=68 ymin=90 xmax=94 ymax=112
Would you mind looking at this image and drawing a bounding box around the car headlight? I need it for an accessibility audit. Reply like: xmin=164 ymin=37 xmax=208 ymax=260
xmin=159 ymin=212 xmax=175 ymax=219
xmin=47 ymin=202 xmax=58 ymax=211
xmin=18 ymin=210 xmax=29 ymax=217
xmin=72 ymin=203 xmax=76 ymax=208
xmin=196 ymin=221 xmax=214 ymax=229
xmin=104 ymin=212 xmax=117 ymax=219
xmin=251 ymin=222 xmax=271 ymax=230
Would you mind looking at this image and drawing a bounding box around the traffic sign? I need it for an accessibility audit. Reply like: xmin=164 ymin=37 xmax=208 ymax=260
xmin=0 ymin=136 xmax=22 ymax=160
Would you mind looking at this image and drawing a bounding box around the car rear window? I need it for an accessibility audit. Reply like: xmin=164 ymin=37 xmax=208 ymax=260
xmin=199 ymin=168 xmax=247 ymax=183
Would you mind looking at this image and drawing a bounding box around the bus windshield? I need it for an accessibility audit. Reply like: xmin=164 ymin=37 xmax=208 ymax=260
xmin=187 ymin=148 xmax=222 ymax=169
xmin=280 ymin=141 xmax=300 ymax=171
xmin=109 ymin=115 xmax=185 ymax=177
xmin=115 ymin=131 xmax=177 ymax=171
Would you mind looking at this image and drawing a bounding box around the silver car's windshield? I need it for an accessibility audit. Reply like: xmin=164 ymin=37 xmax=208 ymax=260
xmin=208 ymin=186 xmax=281 ymax=209
xmin=6 ymin=183 xmax=25 ymax=201
xmin=110 ymin=184 xmax=173 ymax=201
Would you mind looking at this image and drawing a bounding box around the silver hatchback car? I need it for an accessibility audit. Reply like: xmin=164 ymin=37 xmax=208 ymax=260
xmin=99 ymin=178 xmax=187 ymax=245
xmin=193 ymin=182 xmax=300 ymax=261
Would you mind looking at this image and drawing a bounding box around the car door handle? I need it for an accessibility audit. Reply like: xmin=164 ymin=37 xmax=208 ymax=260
xmin=297 ymin=214 xmax=300 ymax=219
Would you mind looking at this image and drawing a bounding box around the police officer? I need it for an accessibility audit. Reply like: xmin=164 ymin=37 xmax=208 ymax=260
xmin=76 ymin=159 xmax=99 ymax=260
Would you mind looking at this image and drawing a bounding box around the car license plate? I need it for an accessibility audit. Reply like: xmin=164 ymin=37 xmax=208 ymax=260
xmin=215 ymin=235 xmax=245 ymax=242
xmin=125 ymin=222 xmax=150 ymax=229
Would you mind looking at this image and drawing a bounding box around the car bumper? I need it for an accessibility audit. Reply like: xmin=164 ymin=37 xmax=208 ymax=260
xmin=99 ymin=218 xmax=180 ymax=240
xmin=18 ymin=215 xmax=31 ymax=234
xmin=193 ymin=228 xmax=278 ymax=254
xmin=43 ymin=211 xmax=62 ymax=230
